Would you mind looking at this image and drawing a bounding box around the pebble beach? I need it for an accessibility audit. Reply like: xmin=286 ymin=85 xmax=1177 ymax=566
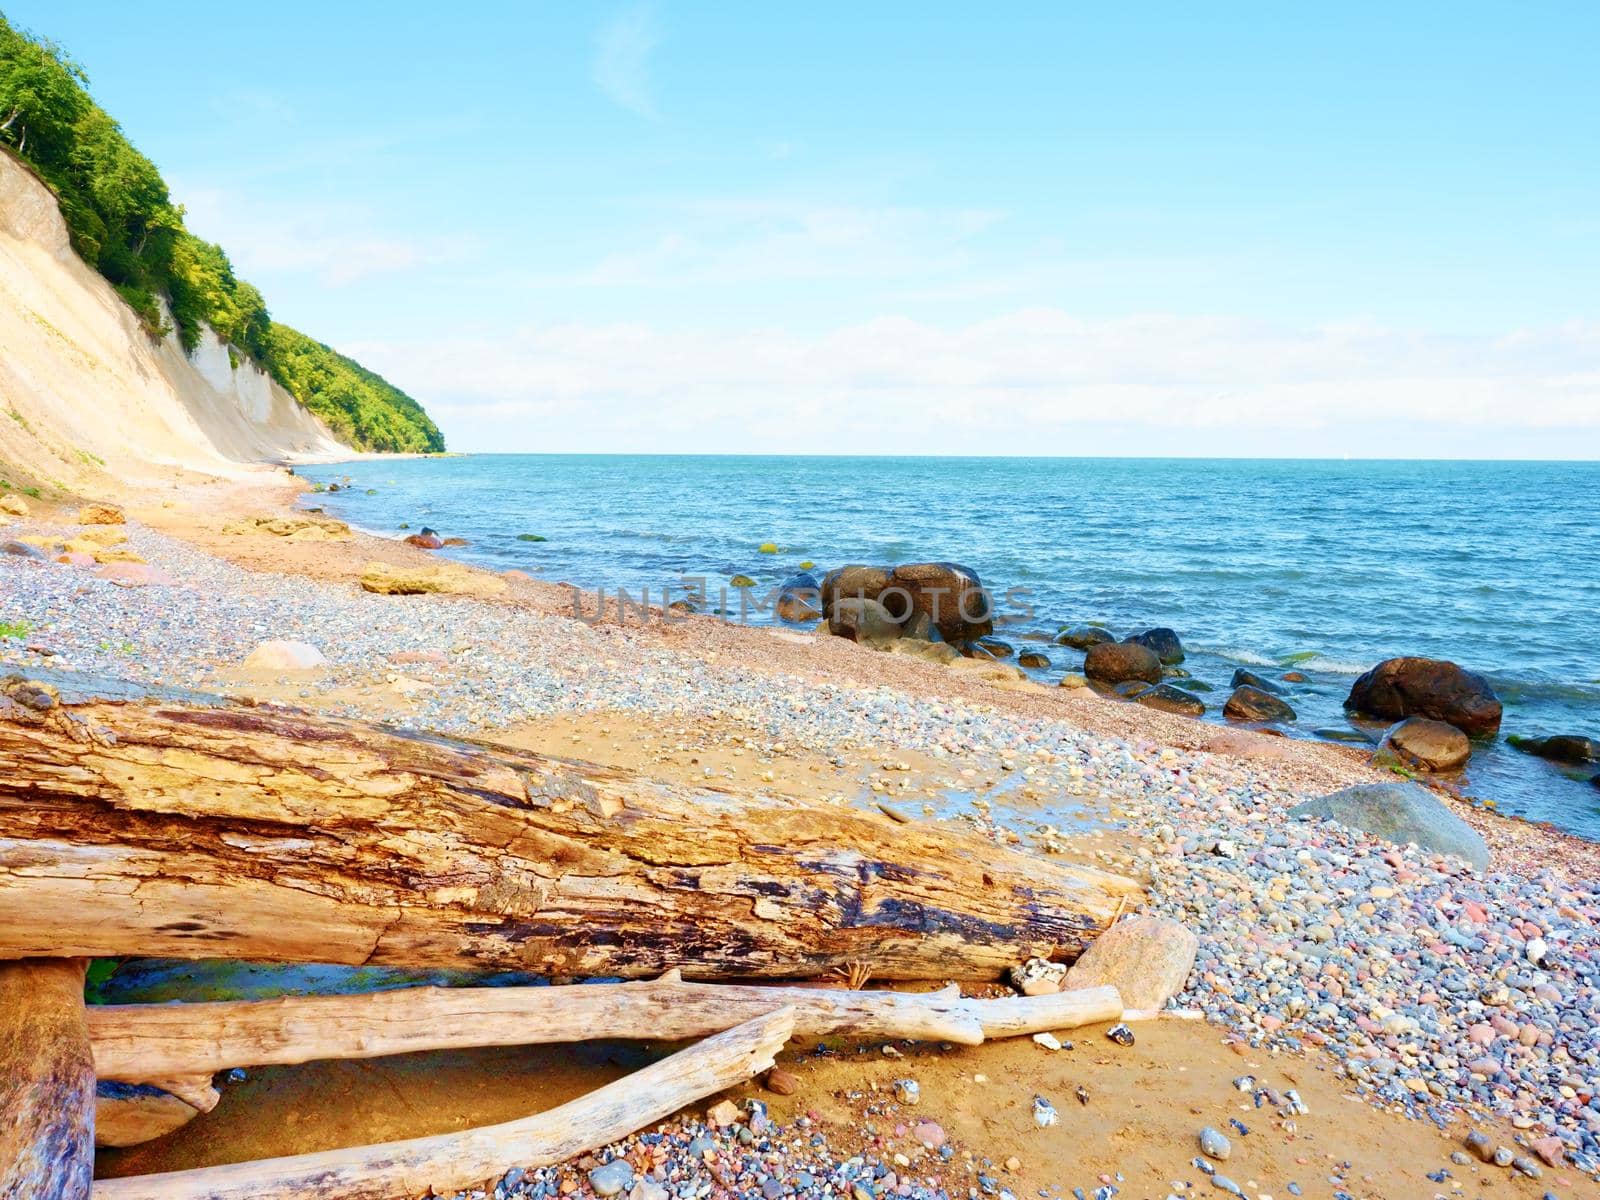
xmin=4 ymin=489 xmax=1599 ymax=1198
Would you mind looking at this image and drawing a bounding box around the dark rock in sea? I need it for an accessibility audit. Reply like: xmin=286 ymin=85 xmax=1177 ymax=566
xmin=1163 ymin=665 xmax=1192 ymax=678
xmin=1315 ymin=726 xmax=1377 ymax=744
xmin=1124 ymin=627 xmax=1185 ymax=664
xmin=1282 ymin=671 xmax=1309 ymax=683
xmin=1223 ymin=685 xmax=1297 ymax=723
xmin=1345 ymin=656 xmax=1502 ymax=737
xmin=1017 ymin=650 xmax=1051 ymax=668
xmin=1231 ymin=668 xmax=1283 ymax=694
xmin=1290 ymin=782 xmax=1489 ymax=871
xmin=973 ymin=637 xmax=1015 ymax=660
xmin=1111 ymin=680 xmax=1154 ymax=699
xmin=1592 ymin=773 xmax=1600 ymax=790
xmin=1136 ymin=684 xmax=1206 ymax=717
xmin=516 ymin=533 xmax=548 ymax=542
xmin=820 ymin=561 xmax=993 ymax=644
xmin=1183 ymin=679 xmax=1215 ymax=693
xmin=1508 ymin=734 xmax=1600 ymax=764
xmin=1055 ymin=625 xmax=1116 ymax=649
xmin=776 ymin=572 xmax=823 ymax=623
xmin=1377 ymin=717 xmax=1472 ymax=772
xmin=828 ymin=597 xmax=899 ymax=644
xmin=440 ymin=536 xmax=469 ymax=547
xmin=1084 ymin=641 xmax=1163 ymax=686
xmin=891 ymin=562 xmax=994 ymax=644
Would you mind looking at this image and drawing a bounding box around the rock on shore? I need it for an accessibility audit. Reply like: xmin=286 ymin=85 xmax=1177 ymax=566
xmin=1223 ymin=685 xmax=1296 ymax=724
xmin=1084 ymin=642 xmax=1162 ymax=686
xmin=1288 ymin=782 xmax=1489 ymax=871
xmin=1377 ymin=717 xmax=1471 ymax=772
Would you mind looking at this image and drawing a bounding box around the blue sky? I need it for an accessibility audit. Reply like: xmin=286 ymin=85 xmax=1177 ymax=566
xmin=10 ymin=2 xmax=1600 ymax=456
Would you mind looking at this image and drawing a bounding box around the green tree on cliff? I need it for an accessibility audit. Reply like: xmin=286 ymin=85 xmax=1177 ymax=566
xmin=0 ymin=12 xmax=444 ymax=453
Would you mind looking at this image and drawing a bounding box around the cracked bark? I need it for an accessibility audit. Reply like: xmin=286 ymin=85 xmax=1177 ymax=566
xmin=0 ymin=674 xmax=1137 ymax=980
xmin=0 ymin=958 xmax=94 ymax=1199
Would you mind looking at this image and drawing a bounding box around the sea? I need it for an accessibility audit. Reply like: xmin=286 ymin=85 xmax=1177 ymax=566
xmin=294 ymin=455 xmax=1600 ymax=841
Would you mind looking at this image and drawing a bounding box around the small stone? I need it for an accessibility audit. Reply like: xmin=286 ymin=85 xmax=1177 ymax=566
xmin=893 ymin=1078 xmax=920 ymax=1106
xmin=1032 ymin=1096 xmax=1058 ymax=1127
xmin=1493 ymin=1146 xmax=1515 ymax=1168
xmin=913 ymin=1121 xmax=946 ymax=1149
xmin=706 ymin=1099 xmax=741 ymax=1127
xmin=1511 ymin=1156 xmax=1543 ymax=1179
xmin=586 ymin=1159 xmax=635 ymax=1197
xmin=1198 ymin=1127 xmax=1231 ymax=1161
xmin=1528 ymin=1135 xmax=1564 ymax=1167
xmin=1106 ymin=1023 xmax=1135 ymax=1046
xmin=1032 ymin=1032 xmax=1064 ymax=1051
xmin=764 ymin=1068 xmax=800 ymax=1095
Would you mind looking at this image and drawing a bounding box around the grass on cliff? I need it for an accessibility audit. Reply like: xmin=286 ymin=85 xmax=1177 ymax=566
xmin=0 ymin=14 xmax=444 ymax=454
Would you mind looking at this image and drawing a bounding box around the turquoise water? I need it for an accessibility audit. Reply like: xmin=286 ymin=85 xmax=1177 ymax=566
xmin=297 ymin=456 xmax=1600 ymax=838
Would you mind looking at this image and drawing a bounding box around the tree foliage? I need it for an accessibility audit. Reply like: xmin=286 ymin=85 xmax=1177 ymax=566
xmin=0 ymin=13 xmax=443 ymax=453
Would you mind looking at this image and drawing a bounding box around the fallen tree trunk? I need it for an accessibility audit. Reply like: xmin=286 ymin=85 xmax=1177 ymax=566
xmin=92 ymin=1006 xmax=796 ymax=1200
xmin=0 ymin=959 xmax=94 ymax=1198
xmin=87 ymin=972 xmax=1124 ymax=1086
xmin=0 ymin=673 xmax=1136 ymax=980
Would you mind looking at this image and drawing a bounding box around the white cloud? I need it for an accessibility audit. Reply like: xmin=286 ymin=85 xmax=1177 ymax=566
xmin=173 ymin=186 xmax=473 ymax=287
xmin=563 ymin=204 xmax=1002 ymax=290
xmin=344 ymin=311 xmax=1600 ymax=455
xmin=593 ymin=4 xmax=660 ymax=120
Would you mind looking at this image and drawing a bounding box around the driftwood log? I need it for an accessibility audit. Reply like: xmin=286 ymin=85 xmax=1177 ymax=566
xmin=95 ymin=1081 xmax=212 ymax=1149
xmin=0 ymin=673 xmax=1136 ymax=980
xmin=92 ymin=1007 xmax=796 ymax=1200
xmin=0 ymin=959 xmax=94 ymax=1198
xmin=87 ymin=972 xmax=1125 ymax=1086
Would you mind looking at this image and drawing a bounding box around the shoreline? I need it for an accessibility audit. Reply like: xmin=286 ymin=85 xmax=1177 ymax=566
xmin=290 ymin=452 xmax=1600 ymax=842
xmin=4 ymin=469 xmax=1597 ymax=1192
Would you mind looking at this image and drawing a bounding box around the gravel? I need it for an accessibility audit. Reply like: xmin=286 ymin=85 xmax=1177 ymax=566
xmin=4 ymin=526 xmax=1599 ymax=1180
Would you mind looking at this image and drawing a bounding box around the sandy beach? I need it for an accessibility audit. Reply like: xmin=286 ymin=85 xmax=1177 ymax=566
xmin=3 ymin=467 xmax=1595 ymax=1198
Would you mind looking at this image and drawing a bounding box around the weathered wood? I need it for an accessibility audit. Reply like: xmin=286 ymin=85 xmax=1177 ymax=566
xmin=92 ymin=1006 xmax=796 ymax=1200
xmin=95 ymin=1082 xmax=204 ymax=1149
xmin=87 ymin=973 xmax=1124 ymax=1086
xmin=0 ymin=674 xmax=1136 ymax=980
xmin=0 ymin=958 xmax=94 ymax=1198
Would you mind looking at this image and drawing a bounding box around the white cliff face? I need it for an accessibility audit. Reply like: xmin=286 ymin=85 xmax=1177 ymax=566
xmin=0 ymin=151 xmax=348 ymax=488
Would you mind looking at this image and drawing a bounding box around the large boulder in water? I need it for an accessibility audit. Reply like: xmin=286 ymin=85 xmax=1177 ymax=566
xmin=1378 ymin=717 xmax=1471 ymax=772
xmin=1123 ymin=627 xmax=1184 ymax=664
xmin=1509 ymin=734 xmax=1600 ymax=764
xmin=1289 ymin=782 xmax=1489 ymax=871
xmin=889 ymin=562 xmax=994 ymax=644
xmin=1345 ymin=656 xmax=1502 ymax=737
xmin=819 ymin=562 xmax=994 ymax=644
xmin=1083 ymin=641 xmax=1163 ymax=686
xmin=1223 ymin=685 xmax=1297 ymax=723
